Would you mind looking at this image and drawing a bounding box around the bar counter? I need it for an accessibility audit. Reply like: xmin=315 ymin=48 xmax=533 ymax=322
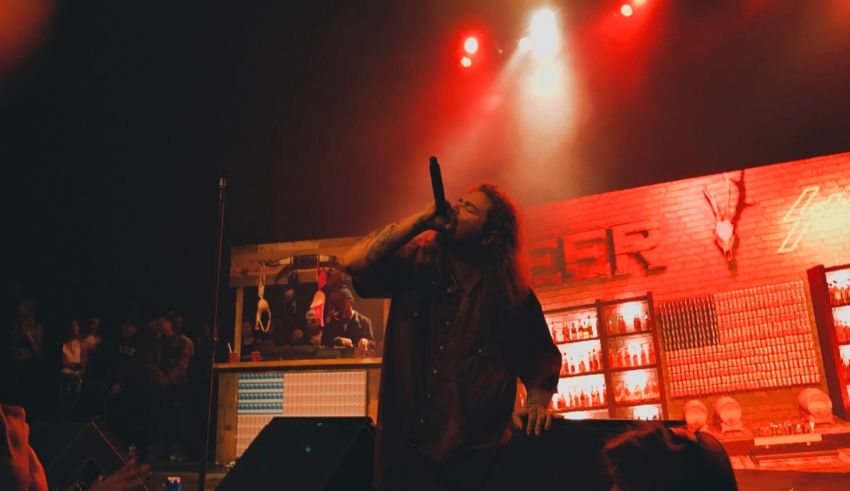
xmin=214 ymin=357 xmax=382 ymax=464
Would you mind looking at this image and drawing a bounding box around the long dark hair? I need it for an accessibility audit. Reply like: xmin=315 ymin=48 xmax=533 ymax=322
xmin=476 ymin=183 xmax=530 ymax=305
xmin=603 ymin=425 xmax=738 ymax=491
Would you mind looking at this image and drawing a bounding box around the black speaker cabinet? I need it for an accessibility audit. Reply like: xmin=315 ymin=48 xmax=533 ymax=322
xmin=218 ymin=417 xmax=375 ymax=491
xmin=29 ymin=417 xmax=154 ymax=491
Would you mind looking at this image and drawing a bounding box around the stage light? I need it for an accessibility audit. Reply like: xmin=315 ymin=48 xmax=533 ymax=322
xmin=620 ymin=3 xmax=634 ymax=17
xmin=464 ymin=36 xmax=479 ymax=55
xmin=529 ymin=8 xmax=560 ymax=60
xmin=460 ymin=56 xmax=472 ymax=67
xmin=518 ymin=36 xmax=531 ymax=51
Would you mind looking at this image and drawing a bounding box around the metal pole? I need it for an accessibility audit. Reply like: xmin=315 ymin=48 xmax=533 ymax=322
xmin=199 ymin=176 xmax=226 ymax=491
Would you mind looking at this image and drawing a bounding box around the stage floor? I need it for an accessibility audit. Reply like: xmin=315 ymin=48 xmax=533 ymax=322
xmin=147 ymin=463 xmax=850 ymax=491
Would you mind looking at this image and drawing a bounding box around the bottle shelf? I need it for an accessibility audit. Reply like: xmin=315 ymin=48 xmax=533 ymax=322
xmin=545 ymin=294 xmax=666 ymax=420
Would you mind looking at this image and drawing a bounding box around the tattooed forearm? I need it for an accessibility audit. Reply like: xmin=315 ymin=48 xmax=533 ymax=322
xmin=343 ymin=208 xmax=431 ymax=275
xmin=365 ymin=223 xmax=399 ymax=264
xmin=362 ymin=222 xmax=396 ymax=242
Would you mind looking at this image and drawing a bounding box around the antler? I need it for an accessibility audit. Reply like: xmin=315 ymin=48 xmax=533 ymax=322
xmin=729 ymin=169 xmax=747 ymax=225
xmin=704 ymin=185 xmax=722 ymax=219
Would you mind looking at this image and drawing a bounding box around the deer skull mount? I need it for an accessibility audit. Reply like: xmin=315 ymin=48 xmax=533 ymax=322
xmin=704 ymin=170 xmax=748 ymax=262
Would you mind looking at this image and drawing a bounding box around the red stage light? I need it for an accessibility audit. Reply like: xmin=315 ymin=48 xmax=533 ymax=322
xmin=460 ymin=56 xmax=472 ymax=67
xmin=464 ymin=36 xmax=479 ymax=55
xmin=620 ymin=3 xmax=634 ymax=17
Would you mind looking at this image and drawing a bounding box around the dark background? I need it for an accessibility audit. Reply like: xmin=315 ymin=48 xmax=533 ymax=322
xmin=3 ymin=0 xmax=849 ymax=340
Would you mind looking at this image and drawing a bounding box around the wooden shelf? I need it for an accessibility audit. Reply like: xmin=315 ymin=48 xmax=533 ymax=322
xmin=609 ymin=364 xmax=658 ymax=374
xmin=214 ymin=357 xmax=383 ymax=372
xmin=559 ymin=369 xmax=606 ymax=379
xmin=605 ymin=330 xmax=655 ymax=340
xmin=555 ymin=336 xmax=601 ymax=346
xmin=553 ymin=403 xmax=609 ymax=413
xmin=614 ymin=398 xmax=662 ymax=408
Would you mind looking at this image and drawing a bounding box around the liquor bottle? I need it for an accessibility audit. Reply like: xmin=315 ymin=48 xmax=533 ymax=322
xmin=568 ymin=355 xmax=575 ymax=374
xmin=579 ymin=389 xmax=588 ymax=408
xmin=591 ymin=388 xmax=599 ymax=406
xmin=648 ymin=344 xmax=656 ymax=364
xmin=618 ymin=314 xmax=627 ymax=334
xmin=623 ymin=384 xmax=632 ymax=402
xmin=609 ymin=350 xmax=617 ymax=369
xmin=640 ymin=345 xmax=648 ymax=366
xmin=578 ymin=356 xmax=586 ymax=374
xmin=587 ymin=316 xmax=596 ymax=338
xmin=570 ymin=322 xmax=578 ymax=341
xmin=619 ymin=348 xmax=628 ymax=368
xmin=560 ymin=353 xmax=567 ymax=376
xmin=558 ymin=393 xmax=567 ymax=410
xmin=634 ymin=312 xmax=642 ymax=332
xmin=631 ymin=349 xmax=639 ymax=367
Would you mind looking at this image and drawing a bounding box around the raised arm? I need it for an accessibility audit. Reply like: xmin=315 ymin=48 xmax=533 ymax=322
xmin=342 ymin=203 xmax=454 ymax=277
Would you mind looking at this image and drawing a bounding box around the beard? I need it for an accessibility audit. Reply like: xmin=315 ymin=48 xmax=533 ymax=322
xmin=437 ymin=229 xmax=490 ymax=265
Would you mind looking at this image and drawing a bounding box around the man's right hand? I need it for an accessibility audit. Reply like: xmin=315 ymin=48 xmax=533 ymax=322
xmin=343 ymin=201 xmax=456 ymax=276
xmin=291 ymin=329 xmax=304 ymax=341
xmin=416 ymin=202 xmax=457 ymax=234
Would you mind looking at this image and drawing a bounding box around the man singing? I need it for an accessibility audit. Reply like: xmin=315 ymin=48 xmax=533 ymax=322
xmin=343 ymin=184 xmax=561 ymax=491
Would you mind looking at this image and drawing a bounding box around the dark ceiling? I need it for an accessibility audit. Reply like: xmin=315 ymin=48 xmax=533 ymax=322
xmin=3 ymin=0 xmax=849 ymax=329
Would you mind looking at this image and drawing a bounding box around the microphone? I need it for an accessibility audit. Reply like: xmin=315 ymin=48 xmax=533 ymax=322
xmin=429 ymin=156 xmax=449 ymax=216
xmin=218 ymin=176 xmax=227 ymax=202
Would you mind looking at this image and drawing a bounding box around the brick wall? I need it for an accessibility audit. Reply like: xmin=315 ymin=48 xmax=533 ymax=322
xmin=524 ymin=151 xmax=850 ymax=423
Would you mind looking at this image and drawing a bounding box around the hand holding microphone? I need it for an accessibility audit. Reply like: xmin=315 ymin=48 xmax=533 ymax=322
xmin=421 ymin=156 xmax=457 ymax=234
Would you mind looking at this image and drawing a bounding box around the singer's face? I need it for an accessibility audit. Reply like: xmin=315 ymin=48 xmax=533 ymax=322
xmin=449 ymin=190 xmax=491 ymax=244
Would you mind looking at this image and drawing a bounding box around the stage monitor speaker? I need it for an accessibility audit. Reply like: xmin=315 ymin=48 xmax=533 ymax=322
xmin=486 ymin=419 xmax=684 ymax=491
xmin=217 ymin=417 xmax=375 ymax=491
xmin=29 ymin=417 xmax=154 ymax=491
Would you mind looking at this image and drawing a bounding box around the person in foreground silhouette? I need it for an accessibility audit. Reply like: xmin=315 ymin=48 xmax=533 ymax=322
xmin=604 ymin=424 xmax=738 ymax=491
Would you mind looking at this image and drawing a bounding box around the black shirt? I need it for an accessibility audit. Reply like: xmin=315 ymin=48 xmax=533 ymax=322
xmin=322 ymin=310 xmax=375 ymax=347
xmin=354 ymin=241 xmax=560 ymax=485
